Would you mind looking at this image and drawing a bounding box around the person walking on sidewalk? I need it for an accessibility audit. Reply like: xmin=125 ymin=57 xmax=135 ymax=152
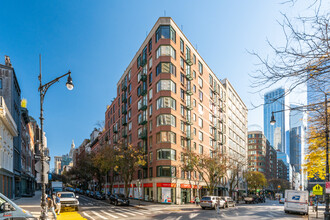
xmin=55 ymin=193 xmax=61 ymax=215
xmin=47 ymin=195 xmax=57 ymax=220
xmin=195 ymin=196 xmax=200 ymax=206
xmin=216 ymin=197 xmax=221 ymax=214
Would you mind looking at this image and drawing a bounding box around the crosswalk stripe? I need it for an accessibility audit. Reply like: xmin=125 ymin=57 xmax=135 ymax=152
xmin=115 ymin=209 xmax=136 ymax=216
xmin=100 ymin=210 xmax=119 ymax=219
xmin=120 ymin=208 xmax=145 ymax=215
xmin=107 ymin=209 xmax=128 ymax=217
xmin=136 ymin=210 xmax=151 ymax=214
xmin=83 ymin=212 xmax=96 ymax=220
xmin=91 ymin=210 xmax=108 ymax=219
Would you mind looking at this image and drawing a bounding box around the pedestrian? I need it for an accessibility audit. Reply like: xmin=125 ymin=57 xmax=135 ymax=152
xmin=55 ymin=193 xmax=61 ymax=215
xmin=195 ymin=196 xmax=200 ymax=206
xmin=216 ymin=197 xmax=221 ymax=214
xmin=47 ymin=194 xmax=57 ymax=220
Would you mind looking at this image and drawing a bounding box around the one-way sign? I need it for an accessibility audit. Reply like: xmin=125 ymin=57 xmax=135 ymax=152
xmin=35 ymin=161 xmax=49 ymax=184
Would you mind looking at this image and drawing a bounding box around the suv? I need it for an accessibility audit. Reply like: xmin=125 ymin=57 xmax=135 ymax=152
xmin=94 ymin=191 xmax=105 ymax=200
xmin=221 ymin=196 xmax=235 ymax=208
xmin=109 ymin=194 xmax=129 ymax=206
xmin=0 ymin=193 xmax=36 ymax=219
xmin=200 ymin=196 xmax=225 ymax=209
xmin=57 ymin=192 xmax=79 ymax=211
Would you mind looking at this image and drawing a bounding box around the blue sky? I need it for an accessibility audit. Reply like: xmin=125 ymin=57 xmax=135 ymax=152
xmin=0 ymin=0 xmax=315 ymax=168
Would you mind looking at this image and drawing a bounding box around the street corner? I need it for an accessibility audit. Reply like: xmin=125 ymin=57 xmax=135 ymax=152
xmin=57 ymin=211 xmax=86 ymax=220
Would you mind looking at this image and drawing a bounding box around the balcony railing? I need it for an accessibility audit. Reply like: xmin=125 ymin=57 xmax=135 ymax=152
xmin=139 ymin=117 xmax=147 ymax=125
xmin=141 ymin=89 xmax=147 ymax=96
xmin=122 ymin=97 xmax=127 ymax=103
xmin=113 ymin=126 xmax=118 ymax=133
xmin=122 ymin=117 xmax=127 ymax=126
xmin=186 ymin=102 xmax=193 ymax=110
xmin=186 ymin=73 xmax=193 ymax=81
xmin=138 ymin=130 xmax=148 ymax=139
xmin=139 ymin=103 xmax=147 ymax=111
xmin=185 ymin=54 xmax=193 ymax=66
xmin=121 ymin=84 xmax=127 ymax=91
xmin=122 ymin=130 xmax=127 ymax=138
xmin=141 ymin=74 xmax=147 ymax=82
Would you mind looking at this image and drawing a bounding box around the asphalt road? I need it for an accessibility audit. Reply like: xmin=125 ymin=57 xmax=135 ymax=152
xmin=14 ymin=191 xmax=308 ymax=220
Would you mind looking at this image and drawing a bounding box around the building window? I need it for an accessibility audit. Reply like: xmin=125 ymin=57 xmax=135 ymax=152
xmin=181 ymin=120 xmax=185 ymax=131
xmin=157 ymin=149 xmax=176 ymax=161
xmin=156 ymin=62 xmax=176 ymax=76
xmin=129 ymin=96 xmax=132 ymax=106
xmin=157 ymin=166 xmax=176 ymax=177
xmin=128 ymin=122 xmax=132 ymax=131
xmin=193 ymin=70 xmax=196 ymax=78
xmin=181 ymin=169 xmax=185 ymax=179
xmin=148 ymin=39 xmax=152 ymax=52
xmin=181 ymin=104 xmax=185 ymax=116
xmin=128 ymin=69 xmax=131 ymax=81
xmin=149 ymin=57 xmax=153 ymax=69
xmin=149 ymin=104 xmax=153 ymax=116
xmin=193 ymin=113 xmax=196 ymax=121
xmin=198 ymin=118 xmax=203 ymax=128
xmin=199 ymin=145 xmax=203 ymax=154
xmin=156 ymin=131 xmax=176 ymax=144
xmin=149 ymin=89 xmax=153 ymax=100
xmin=198 ymin=77 xmax=203 ymax=88
xmin=137 ymin=55 xmax=141 ymax=68
xmin=156 ymin=25 xmax=176 ymax=43
xmin=198 ymin=61 xmax=203 ymax=74
xmin=199 ymin=90 xmax=203 ymax=101
xmin=193 ymin=54 xmax=196 ymax=64
xmin=180 ymin=73 xmax=185 ymax=84
xmin=156 ymin=80 xmax=176 ymax=93
xmin=180 ymin=38 xmax=184 ymax=53
xmin=156 ymin=97 xmax=176 ymax=110
xmin=149 ymin=167 xmax=153 ymax=177
xmin=128 ymin=84 xmax=131 ymax=93
xmin=156 ymin=114 xmax=176 ymax=127
xmin=156 ymin=45 xmax=176 ymax=59
xmin=180 ymin=89 xmax=185 ymax=100
xmin=149 ymin=120 xmax=152 ymax=132
xmin=142 ymin=46 xmax=147 ymax=66
xmin=199 ymin=131 xmax=203 ymax=141
xmin=180 ymin=57 xmax=184 ymax=69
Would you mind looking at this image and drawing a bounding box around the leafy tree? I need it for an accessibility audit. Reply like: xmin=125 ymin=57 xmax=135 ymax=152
xmin=245 ymin=171 xmax=267 ymax=194
xmin=304 ymin=106 xmax=330 ymax=180
xmin=114 ymin=144 xmax=146 ymax=197
xmin=183 ymin=150 xmax=230 ymax=195
xmin=268 ymin=178 xmax=290 ymax=193
xmin=92 ymin=143 xmax=117 ymax=193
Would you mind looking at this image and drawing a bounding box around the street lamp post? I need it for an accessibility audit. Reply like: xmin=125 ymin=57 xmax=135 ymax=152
xmin=270 ymin=94 xmax=329 ymax=219
xmin=38 ymin=56 xmax=74 ymax=220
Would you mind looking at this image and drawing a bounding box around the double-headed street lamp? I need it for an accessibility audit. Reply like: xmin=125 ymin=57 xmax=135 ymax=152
xmin=38 ymin=57 xmax=74 ymax=220
xmin=270 ymin=93 xmax=329 ymax=219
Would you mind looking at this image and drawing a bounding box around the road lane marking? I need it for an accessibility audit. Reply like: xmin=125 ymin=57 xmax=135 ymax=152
xmin=176 ymin=216 xmax=182 ymax=220
xmin=91 ymin=211 xmax=108 ymax=219
xmin=189 ymin=213 xmax=200 ymax=219
xmin=100 ymin=210 xmax=119 ymax=219
xmin=83 ymin=212 xmax=95 ymax=220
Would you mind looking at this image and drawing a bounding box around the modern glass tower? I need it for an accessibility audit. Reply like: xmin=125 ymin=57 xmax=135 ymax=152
xmin=264 ymin=87 xmax=291 ymax=182
xmin=264 ymin=88 xmax=290 ymax=154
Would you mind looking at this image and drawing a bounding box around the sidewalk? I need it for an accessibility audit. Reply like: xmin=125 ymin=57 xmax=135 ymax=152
xmin=308 ymin=205 xmax=325 ymax=219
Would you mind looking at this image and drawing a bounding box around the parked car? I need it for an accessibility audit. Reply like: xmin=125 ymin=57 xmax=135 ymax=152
xmin=85 ymin=190 xmax=90 ymax=196
xmin=57 ymin=192 xmax=79 ymax=211
xmin=0 ymin=192 xmax=36 ymax=219
xmin=221 ymin=196 xmax=236 ymax=208
xmin=109 ymin=194 xmax=130 ymax=206
xmin=280 ymin=197 xmax=285 ymax=204
xmin=89 ymin=191 xmax=95 ymax=198
xmin=200 ymin=196 xmax=225 ymax=209
xmin=94 ymin=191 xmax=105 ymax=200
xmin=244 ymin=195 xmax=259 ymax=204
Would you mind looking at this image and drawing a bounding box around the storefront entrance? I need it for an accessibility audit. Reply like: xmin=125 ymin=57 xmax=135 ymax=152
xmin=181 ymin=188 xmax=191 ymax=204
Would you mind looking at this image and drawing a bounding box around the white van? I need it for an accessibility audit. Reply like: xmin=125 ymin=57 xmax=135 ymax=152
xmin=284 ymin=190 xmax=309 ymax=215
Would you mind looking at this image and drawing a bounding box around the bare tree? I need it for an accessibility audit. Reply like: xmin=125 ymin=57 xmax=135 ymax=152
xmin=250 ymin=2 xmax=329 ymax=97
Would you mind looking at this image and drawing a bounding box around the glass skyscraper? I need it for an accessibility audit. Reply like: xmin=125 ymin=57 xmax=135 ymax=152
xmin=264 ymin=87 xmax=291 ymax=182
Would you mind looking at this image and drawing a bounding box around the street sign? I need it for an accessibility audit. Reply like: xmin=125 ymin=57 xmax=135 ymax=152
xmin=36 ymin=173 xmax=49 ymax=184
xmin=326 ymin=182 xmax=330 ymax=194
xmin=313 ymin=184 xmax=323 ymax=195
xmin=35 ymin=161 xmax=49 ymax=174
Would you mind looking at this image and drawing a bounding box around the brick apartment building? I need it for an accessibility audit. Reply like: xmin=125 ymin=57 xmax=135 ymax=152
xmin=247 ymin=131 xmax=277 ymax=180
xmin=103 ymin=17 xmax=248 ymax=204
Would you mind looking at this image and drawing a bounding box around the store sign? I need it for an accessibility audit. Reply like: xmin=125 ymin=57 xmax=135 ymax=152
xmin=180 ymin=184 xmax=192 ymax=189
xmin=143 ymin=183 xmax=153 ymax=187
xmin=113 ymin=185 xmax=119 ymax=188
xmin=326 ymin=182 xmax=330 ymax=194
xmin=192 ymin=185 xmax=202 ymax=189
xmin=157 ymin=183 xmax=176 ymax=188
